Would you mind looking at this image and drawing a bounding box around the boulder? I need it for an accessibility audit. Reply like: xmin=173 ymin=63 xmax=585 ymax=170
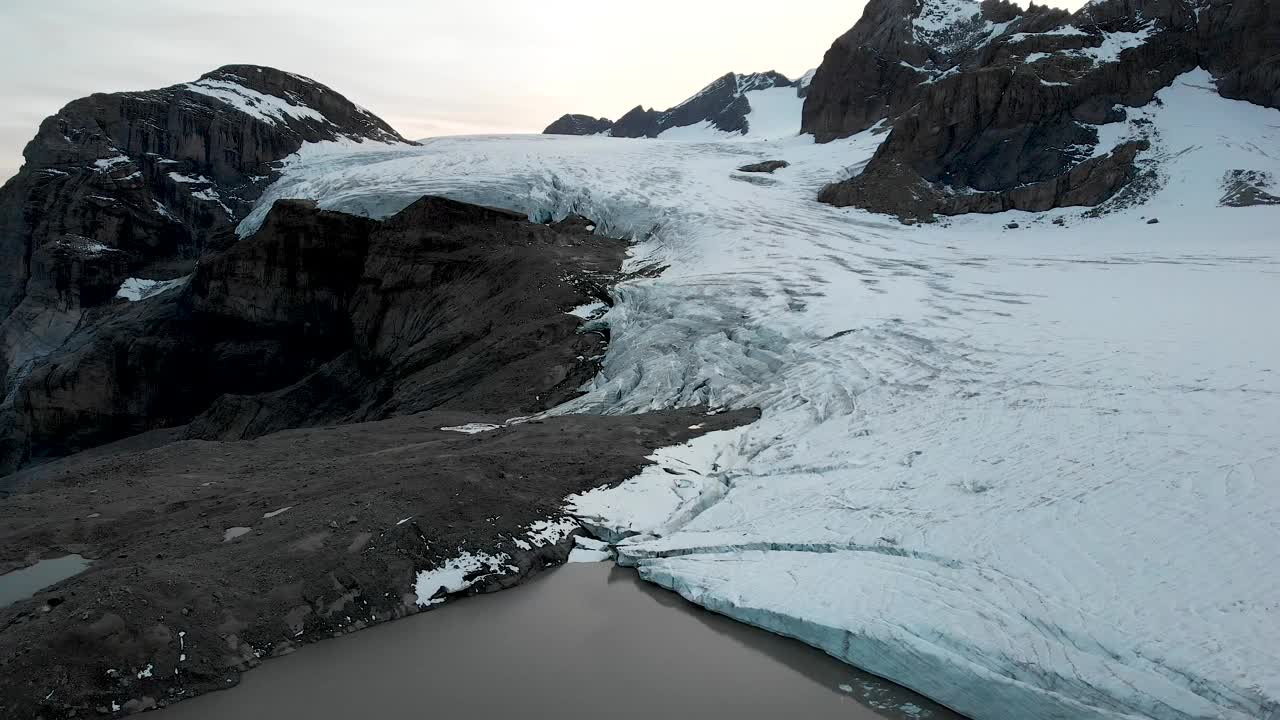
xmin=737 ymin=160 xmax=791 ymax=174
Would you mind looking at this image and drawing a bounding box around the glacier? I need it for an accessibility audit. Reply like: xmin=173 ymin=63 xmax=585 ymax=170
xmin=240 ymin=70 xmax=1280 ymax=720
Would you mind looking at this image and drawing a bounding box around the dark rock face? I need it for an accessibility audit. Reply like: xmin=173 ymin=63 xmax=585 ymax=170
xmin=1196 ymin=0 xmax=1280 ymax=109
xmin=0 ymin=405 xmax=759 ymax=718
xmin=0 ymin=64 xmax=405 ymax=314
xmin=0 ymin=196 xmax=627 ymax=472
xmin=805 ymin=0 xmax=1280 ymax=219
xmin=1220 ymin=169 xmax=1280 ymax=207
xmin=545 ymin=71 xmax=800 ymax=138
xmin=737 ymin=160 xmax=791 ymax=174
xmin=802 ymin=0 xmax=949 ymax=144
xmin=542 ymin=113 xmax=614 ymax=136
xmin=609 ymin=105 xmax=666 ymax=139
xmin=0 ymin=65 xmax=410 ymax=425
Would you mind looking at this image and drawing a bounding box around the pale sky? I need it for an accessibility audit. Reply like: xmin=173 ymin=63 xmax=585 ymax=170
xmin=0 ymin=0 xmax=1086 ymax=183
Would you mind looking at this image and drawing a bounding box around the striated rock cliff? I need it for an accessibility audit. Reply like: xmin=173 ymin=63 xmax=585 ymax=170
xmin=0 ymin=196 xmax=624 ymax=472
xmin=806 ymin=0 xmax=1280 ymax=219
xmin=0 ymin=65 xmax=410 ymax=430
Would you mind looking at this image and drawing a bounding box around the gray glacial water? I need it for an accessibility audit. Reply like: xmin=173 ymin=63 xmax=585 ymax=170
xmin=0 ymin=554 xmax=90 ymax=608
xmin=155 ymin=562 xmax=963 ymax=719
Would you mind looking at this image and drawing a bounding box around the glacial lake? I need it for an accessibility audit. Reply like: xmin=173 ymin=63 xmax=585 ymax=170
xmin=155 ymin=562 xmax=963 ymax=719
xmin=0 ymin=554 xmax=91 ymax=609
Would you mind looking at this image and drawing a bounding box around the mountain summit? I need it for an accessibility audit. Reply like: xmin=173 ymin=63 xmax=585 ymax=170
xmin=803 ymin=0 xmax=1280 ymax=218
xmin=544 ymin=71 xmax=805 ymax=138
xmin=0 ymin=65 xmax=411 ymax=472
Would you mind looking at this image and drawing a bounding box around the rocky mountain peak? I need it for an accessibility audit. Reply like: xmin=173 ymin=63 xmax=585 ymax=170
xmin=734 ymin=70 xmax=795 ymax=93
xmin=805 ymin=0 xmax=1280 ymax=219
xmin=910 ymin=0 xmax=1018 ymax=56
xmin=0 ymin=67 xmax=412 ymax=444
xmin=795 ymin=68 xmax=818 ymax=97
xmin=543 ymin=113 xmax=614 ymax=136
xmin=188 ymin=65 xmax=407 ymax=146
xmin=543 ymin=70 xmax=804 ymax=138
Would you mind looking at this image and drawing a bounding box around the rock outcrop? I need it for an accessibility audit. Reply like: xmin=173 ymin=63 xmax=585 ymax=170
xmin=543 ymin=71 xmax=803 ymax=137
xmin=0 ymin=195 xmax=625 ymax=472
xmin=0 ymin=65 xmax=410 ymax=435
xmin=737 ymin=160 xmax=791 ymax=174
xmin=543 ymin=114 xmax=614 ymax=136
xmin=805 ymin=0 xmax=1280 ymax=219
xmin=1220 ymin=169 xmax=1280 ymax=207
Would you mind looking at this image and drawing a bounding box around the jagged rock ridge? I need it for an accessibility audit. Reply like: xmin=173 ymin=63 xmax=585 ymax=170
xmin=544 ymin=71 xmax=805 ymax=137
xmin=804 ymin=0 xmax=1280 ymax=219
xmin=543 ymin=114 xmax=614 ymax=136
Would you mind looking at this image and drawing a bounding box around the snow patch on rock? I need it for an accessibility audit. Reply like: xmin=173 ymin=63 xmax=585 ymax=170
xmin=566 ymin=427 xmax=750 ymax=543
xmin=185 ymin=78 xmax=327 ymax=126
xmin=414 ymin=552 xmax=511 ymax=606
xmin=440 ymin=423 xmax=502 ymax=434
xmin=92 ymin=155 xmax=130 ymax=173
xmin=167 ymin=172 xmax=211 ymax=184
xmin=115 ymin=276 xmax=191 ymax=302
xmin=512 ymin=517 xmax=579 ymax=551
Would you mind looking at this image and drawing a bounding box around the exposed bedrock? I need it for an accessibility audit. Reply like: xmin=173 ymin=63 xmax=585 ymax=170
xmin=544 ymin=71 xmax=801 ymax=138
xmin=543 ymin=113 xmax=614 ymax=136
xmin=0 ymin=196 xmax=626 ymax=473
xmin=0 ymin=66 xmax=412 ymax=446
xmin=805 ymin=0 xmax=1280 ymax=219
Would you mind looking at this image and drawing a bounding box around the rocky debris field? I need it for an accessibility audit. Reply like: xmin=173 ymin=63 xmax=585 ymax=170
xmin=0 ymin=406 xmax=757 ymax=717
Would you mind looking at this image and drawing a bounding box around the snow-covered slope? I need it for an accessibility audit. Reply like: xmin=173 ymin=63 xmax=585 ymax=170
xmin=657 ymin=85 xmax=803 ymax=141
xmin=547 ymin=71 xmax=804 ymax=139
xmin=242 ymin=69 xmax=1280 ymax=720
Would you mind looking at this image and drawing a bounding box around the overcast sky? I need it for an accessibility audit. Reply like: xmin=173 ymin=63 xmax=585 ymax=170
xmin=0 ymin=0 xmax=1086 ymax=183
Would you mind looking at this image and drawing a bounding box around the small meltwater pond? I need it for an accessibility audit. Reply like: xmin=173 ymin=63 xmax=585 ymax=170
xmin=154 ymin=563 xmax=962 ymax=719
xmin=0 ymin=554 xmax=91 ymax=609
